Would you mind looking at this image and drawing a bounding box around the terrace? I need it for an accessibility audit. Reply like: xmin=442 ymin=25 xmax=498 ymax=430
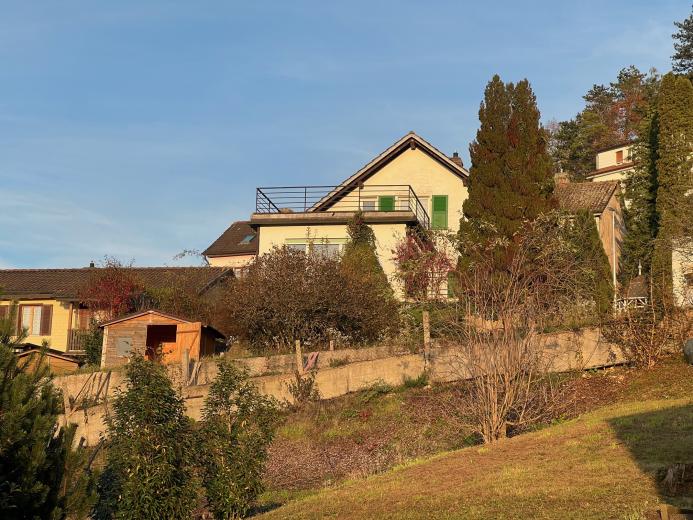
xmin=252 ymin=184 xmax=431 ymax=228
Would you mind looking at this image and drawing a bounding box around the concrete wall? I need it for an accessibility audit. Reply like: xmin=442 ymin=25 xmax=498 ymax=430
xmin=56 ymin=328 xmax=624 ymax=446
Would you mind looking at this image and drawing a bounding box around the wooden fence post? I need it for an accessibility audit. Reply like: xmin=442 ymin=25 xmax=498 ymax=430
xmin=295 ymin=340 xmax=303 ymax=374
xmin=329 ymin=339 xmax=335 ymax=351
xmin=423 ymin=310 xmax=431 ymax=368
xmin=181 ymin=348 xmax=189 ymax=387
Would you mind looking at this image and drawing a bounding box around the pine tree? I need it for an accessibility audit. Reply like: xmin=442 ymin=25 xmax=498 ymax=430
xmin=568 ymin=211 xmax=614 ymax=317
xmin=461 ymin=76 xmax=555 ymax=251
xmin=93 ymin=355 xmax=198 ymax=520
xmin=673 ymin=5 xmax=693 ymax=77
xmin=651 ymin=73 xmax=693 ymax=307
xmin=0 ymin=306 xmax=94 ymax=519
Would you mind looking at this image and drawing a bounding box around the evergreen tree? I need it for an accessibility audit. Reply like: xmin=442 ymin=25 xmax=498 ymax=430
xmin=93 ymin=355 xmax=198 ymax=520
xmin=461 ymin=75 xmax=554 ymax=250
xmin=567 ymin=211 xmax=615 ymax=317
xmin=651 ymin=73 xmax=693 ymax=307
xmin=620 ymin=105 xmax=660 ymax=283
xmin=0 ymin=306 xmax=95 ymax=519
xmin=673 ymin=5 xmax=693 ymax=77
xmin=198 ymin=360 xmax=278 ymax=519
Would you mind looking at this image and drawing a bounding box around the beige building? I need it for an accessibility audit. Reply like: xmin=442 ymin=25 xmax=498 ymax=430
xmin=205 ymin=132 xmax=469 ymax=297
xmin=586 ymin=141 xmax=634 ymax=183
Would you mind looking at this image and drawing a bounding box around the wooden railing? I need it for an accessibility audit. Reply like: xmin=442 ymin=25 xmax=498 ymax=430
xmin=67 ymin=329 xmax=90 ymax=351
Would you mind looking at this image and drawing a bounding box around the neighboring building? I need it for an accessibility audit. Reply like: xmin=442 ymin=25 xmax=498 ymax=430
xmin=237 ymin=132 xmax=469 ymax=297
xmin=17 ymin=347 xmax=82 ymax=374
xmin=0 ymin=267 xmax=232 ymax=354
xmin=554 ymin=176 xmax=624 ymax=285
xmin=100 ymin=309 xmax=225 ymax=369
xmin=203 ymin=221 xmax=258 ymax=270
xmin=586 ymin=141 xmax=634 ymax=183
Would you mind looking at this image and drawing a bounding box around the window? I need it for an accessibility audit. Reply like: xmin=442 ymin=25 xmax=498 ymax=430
xmin=378 ymin=195 xmax=395 ymax=212
xmin=312 ymin=243 xmax=341 ymax=258
xmin=20 ymin=304 xmax=52 ymax=336
xmin=239 ymin=234 xmax=255 ymax=245
xmin=431 ymin=195 xmax=448 ymax=229
xmin=616 ymin=150 xmax=624 ymax=164
xmin=361 ymin=198 xmax=376 ymax=211
xmin=115 ymin=337 xmax=133 ymax=357
xmin=286 ymin=243 xmax=307 ymax=253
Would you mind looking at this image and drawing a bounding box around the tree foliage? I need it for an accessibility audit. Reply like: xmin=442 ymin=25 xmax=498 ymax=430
xmin=0 ymin=307 xmax=95 ymax=519
xmin=198 ymin=360 xmax=279 ymax=519
xmin=462 ymin=75 xmax=555 ymax=244
xmin=224 ymin=222 xmax=399 ymax=353
xmin=549 ymin=66 xmax=659 ymax=179
xmin=93 ymin=356 xmax=198 ymax=520
xmin=566 ymin=210 xmax=614 ymax=317
xmin=672 ymin=5 xmax=693 ymax=77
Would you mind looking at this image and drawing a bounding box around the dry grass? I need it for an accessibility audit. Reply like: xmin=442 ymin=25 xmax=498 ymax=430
xmin=257 ymin=357 xmax=693 ymax=519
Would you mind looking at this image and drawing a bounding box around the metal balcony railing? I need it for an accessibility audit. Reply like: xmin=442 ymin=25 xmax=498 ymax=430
xmin=255 ymin=184 xmax=430 ymax=228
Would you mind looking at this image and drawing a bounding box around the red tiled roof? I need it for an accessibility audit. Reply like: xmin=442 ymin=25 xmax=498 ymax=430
xmin=555 ymin=181 xmax=620 ymax=214
xmin=0 ymin=267 xmax=231 ymax=300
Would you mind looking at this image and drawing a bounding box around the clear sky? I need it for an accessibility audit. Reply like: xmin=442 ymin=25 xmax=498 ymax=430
xmin=0 ymin=1 xmax=688 ymax=268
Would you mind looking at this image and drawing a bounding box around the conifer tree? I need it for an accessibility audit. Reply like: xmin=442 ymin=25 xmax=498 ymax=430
xmin=461 ymin=75 xmax=554 ymax=253
xmin=568 ymin=211 xmax=614 ymax=316
xmin=0 ymin=306 xmax=94 ymax=519
xmin=620 ymin=105 xmax=660 ymax=283
xmin=651 ymin=73 xmax=693 ymax=306
xmin=93 ymin=355 xmax=198 ymax=520
xmin=673 ymin=5 xmax=693 ymax=77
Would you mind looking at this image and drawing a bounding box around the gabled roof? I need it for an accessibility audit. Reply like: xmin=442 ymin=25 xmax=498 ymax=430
xmin=203 ymin=221 xmax=258 ymax=257
xmin=555 ymin=181 xmax=620 ymax=214
xmin=0 ymin=267 xmax=232 ymax=301
xmin=313 ymin=132 xmax=469 ymax=211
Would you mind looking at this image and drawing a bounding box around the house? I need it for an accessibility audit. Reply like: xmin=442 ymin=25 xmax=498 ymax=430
xmin=100 ymin=309 xmax=225 ymax=369
xmin=0 ymin=267 xmax=232 ymax=354
xmin=205 ymin=132 xmax=469 ymax=297
xmin=16 ymin=347 xmax=82 ymax=375
xmin=586 ymin=141 xmax=634 ymax=183
xmin=203 ymin=221 xmax=258 ymax=270
xmin=554 ymin=175 xmax=624 ymax=285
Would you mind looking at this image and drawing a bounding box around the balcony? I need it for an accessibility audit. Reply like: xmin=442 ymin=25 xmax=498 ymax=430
xmin=67 ymin=329 xmax=91 ymax=353
xmin=254 ymin=184 xmax=430 ymax=228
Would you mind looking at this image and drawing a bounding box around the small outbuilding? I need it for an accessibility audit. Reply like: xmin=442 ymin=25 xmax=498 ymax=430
xmin=17 ymin=347 xmax=82 ymax=375
xmin=100 ymin=310 xmax=225 ymax=369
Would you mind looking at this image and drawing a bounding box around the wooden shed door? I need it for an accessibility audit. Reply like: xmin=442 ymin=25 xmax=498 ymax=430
xmin=173 ymin=322 xmax=202 ymax=364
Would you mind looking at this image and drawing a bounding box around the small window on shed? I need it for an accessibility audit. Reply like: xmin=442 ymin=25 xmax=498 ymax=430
xmin=116 ymin=337 xmax=133 ymax=357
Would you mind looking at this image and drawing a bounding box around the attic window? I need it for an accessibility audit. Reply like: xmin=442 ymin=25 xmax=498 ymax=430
xmin=239 ymin=234 xmax=255 ymax=244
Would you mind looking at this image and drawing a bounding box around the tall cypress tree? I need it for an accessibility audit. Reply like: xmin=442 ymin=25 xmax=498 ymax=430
xmin=620 ymin=104 xmax=660 ymax=283
xmin=461 ymin=75 xmax=554 ymax=246
xmin=651 ymin=73 xmax=693 ymax=306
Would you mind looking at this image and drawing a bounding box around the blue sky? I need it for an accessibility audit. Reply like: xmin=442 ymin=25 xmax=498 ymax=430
xmin=0 ymin=1 xmax=688 ymax=268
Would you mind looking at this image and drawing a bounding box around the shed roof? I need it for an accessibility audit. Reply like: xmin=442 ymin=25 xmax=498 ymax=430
xmin=0 ymin=266 xmax=232 ymax=301
xmin=203 ymin=221 xmax=258 ymax=257
xmin=554 ymin=181 xmax=620 ymax=214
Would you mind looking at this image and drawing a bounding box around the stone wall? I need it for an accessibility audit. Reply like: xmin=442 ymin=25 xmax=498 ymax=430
xmin=55 ymin=328 xmax=624 ymax=446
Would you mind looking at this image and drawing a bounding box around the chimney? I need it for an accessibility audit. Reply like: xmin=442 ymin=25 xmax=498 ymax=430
xmin=89 ymin=261 xmax=95 ymax=268
xmin=450 ymin=151 xmax=463 ymax=168
xmin=554 ymin=171 xmax=570 ymax=186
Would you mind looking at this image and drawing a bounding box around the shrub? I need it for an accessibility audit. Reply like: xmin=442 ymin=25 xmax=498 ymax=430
xmin=198 ymin=360 xmax=279 ymax=519
xmin=93 ymin=355 xmax=198 ymax=520
xmin=223 ymin=227 xmax=399 ymax=354
xmin=286 ymin=370 xmax=320 ymax=409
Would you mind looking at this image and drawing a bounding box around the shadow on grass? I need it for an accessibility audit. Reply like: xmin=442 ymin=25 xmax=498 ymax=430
xmin=608 ymin=403 xmax=693 ymax=506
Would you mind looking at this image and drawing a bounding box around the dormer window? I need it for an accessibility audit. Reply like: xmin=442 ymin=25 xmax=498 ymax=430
xmin=239 ymin=234 xmax=255 ymax=245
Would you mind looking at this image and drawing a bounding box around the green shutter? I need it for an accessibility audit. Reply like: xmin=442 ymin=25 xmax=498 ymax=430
xmin=432 ymin=195 xmax=448 ymax=229
xmin=378 ymin=196 xmax=395 ymax=212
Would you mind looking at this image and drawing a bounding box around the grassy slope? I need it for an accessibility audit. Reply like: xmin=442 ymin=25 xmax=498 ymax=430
xmin=259 ymin=359 xmax=693 ymax=519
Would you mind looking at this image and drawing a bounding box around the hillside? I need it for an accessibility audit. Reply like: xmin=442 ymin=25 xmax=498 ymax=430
xmin=258 ymin=359 xmax=693 ymax=519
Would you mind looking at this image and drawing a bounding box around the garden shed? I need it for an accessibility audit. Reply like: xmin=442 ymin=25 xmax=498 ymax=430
xmin=100 ymin=310 xmax=225 ymax=369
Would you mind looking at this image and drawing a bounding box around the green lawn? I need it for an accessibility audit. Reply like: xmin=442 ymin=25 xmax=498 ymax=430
xmin=257 ymin=360 xmax=693 ymax=519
